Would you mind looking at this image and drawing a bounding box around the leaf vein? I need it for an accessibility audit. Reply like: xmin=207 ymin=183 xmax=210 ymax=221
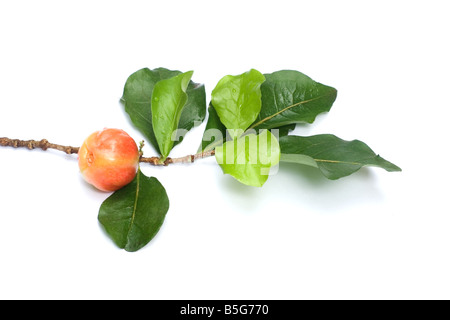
xmin=250 ymin=96 xmax=322 ymax=129
xmin=127 ymin=170 xmax=140 ymax=240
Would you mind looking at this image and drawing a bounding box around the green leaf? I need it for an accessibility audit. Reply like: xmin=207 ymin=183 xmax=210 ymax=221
xmin=178 ymin=80 xmax=207 ymax=145
xmin=211 ymin=69 xmax=265 ymax=138
xmin=198 ymin=104 xmax=227 ymax=152
xmin=98 ymin=169 xmax=169 ymax=252
xmin=199 ymin=106 xmax=295 ymax=152
xmin=121 ymin=67 xmax=206 ymax=154
xmin=251 ymin=70 xmax=337 ymax=130
xmin=152 ymin=71 xmax=193 ymax=159
xmin=279 ymin=134 xmax=401 ymax=179
xmin=215 ymin=130 xmax=280 ymax=187
xmin=271 ymin=123 xmax=296 ymax=138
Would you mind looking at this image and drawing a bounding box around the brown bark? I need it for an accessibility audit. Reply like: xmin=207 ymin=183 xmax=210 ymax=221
xmin=0 ymin=137 xmax=215 ymax=165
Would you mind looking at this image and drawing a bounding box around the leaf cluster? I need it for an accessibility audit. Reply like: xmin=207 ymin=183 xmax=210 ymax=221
xmin=99 ymin=67 xmax=401 ymax=252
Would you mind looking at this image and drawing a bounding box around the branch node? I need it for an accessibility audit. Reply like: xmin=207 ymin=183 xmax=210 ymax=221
xmin=40 ymin=139 xmax=49 ymax=151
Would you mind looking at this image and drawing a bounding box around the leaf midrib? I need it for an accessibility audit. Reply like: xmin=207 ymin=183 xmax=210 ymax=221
xmin=249 ymin=96 xmax=321 ymax=130
xmin=283 ymin=154 xmax=377 ymax=166
xmin=127 ymin=169 xmax=140 ymax=241
xmin=314 ymin=158 xmax=364 ymax=165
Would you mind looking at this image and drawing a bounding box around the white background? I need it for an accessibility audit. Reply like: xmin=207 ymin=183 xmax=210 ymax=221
xmin=0 ymin=0 xmax=449 ymax=300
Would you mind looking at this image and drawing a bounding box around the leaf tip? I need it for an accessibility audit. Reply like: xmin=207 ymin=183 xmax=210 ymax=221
xmin=182 ymin=70 xmax=194 ymax=90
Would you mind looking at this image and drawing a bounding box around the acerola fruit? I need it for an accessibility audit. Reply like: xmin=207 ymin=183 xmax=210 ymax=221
xmin=78 ymin=128 xmax=140 ymax=192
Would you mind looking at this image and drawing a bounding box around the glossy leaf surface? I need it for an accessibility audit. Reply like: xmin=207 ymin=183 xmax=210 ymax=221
xmin=98 ymin=169 xmax=169 ymax=252
xmin=151 ymin=71 xmax=193 ymax=159
xmin=279 ymin=134 xmax=401 ymax=179
xmin=199 ymin=104 xmax=227 ymax=152
xmin=121 ymin=67 xmax=206 ymax=154
xmin=215 ymin=130 xmax=280 ymax=187
xmin=211 ymin=69 xmax=265 ymax=138
xmin=251 ymin=70 xmax=337 ymax=129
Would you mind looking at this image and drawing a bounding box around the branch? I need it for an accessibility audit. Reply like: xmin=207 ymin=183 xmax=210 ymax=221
xmin=0 ymin=137 xmax=79 ymax=154
xmin=140 ymin=150 xmax=216 ymax=166
xmin=0 ymin=137 xmax=215 ymax=165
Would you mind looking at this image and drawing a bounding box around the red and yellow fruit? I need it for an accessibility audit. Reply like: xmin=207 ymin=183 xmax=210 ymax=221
xmin=78 ymin=128 xmax=140 ymax=192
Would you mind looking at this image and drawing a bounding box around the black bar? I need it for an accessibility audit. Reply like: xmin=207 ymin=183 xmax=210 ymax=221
xmin=147 ymin=300 xmax=301 ymax=319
